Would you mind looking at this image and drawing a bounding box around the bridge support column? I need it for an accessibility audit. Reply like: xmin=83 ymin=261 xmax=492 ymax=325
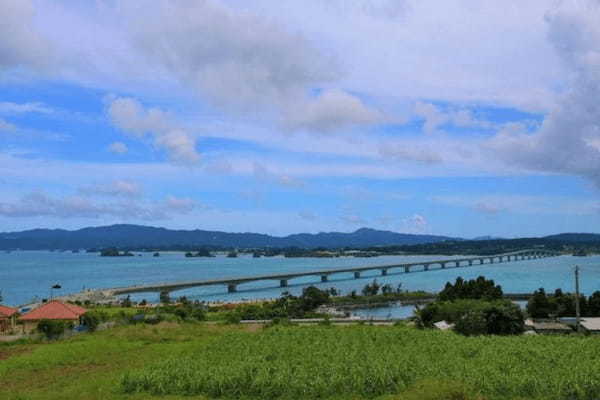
xmin=455 ymin=261 xmax=460 ymax=267
xmin=480 ymin=259 xmax=484 ymax=264
xmin=280 ymin=279 xmax=288 ymax=287
xmin=321 ymin=275 xmax=328 ymax=282
xmin=488 ymin=257 xmax=494 ymax=263
xmin=468 ymin=260 xmax=473 ymax=266
xmin=381 ymin=269 xmax=388 ymax=276
xmin=424 ymin=264 xmax=429 ymax=271
xmin=227 ymin=284 xmax=237 ymax=293
xmin=404 ymin=266 xmax=410 ymax=273
xmin=441 ymin=263 xmax=446 ymax=269
xmin=354 ymin=271 xmax=361 ymax=279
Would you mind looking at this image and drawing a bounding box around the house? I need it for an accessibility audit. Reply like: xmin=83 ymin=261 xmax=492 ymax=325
xmin=18 ymin=301 xmax=87 ymax=333
xmin=0 ymin=305 xmax=18 ymax=333
xmin=433 ymin=320 xmax=454 ymax=331
xmin=580 ymin=318 xmax=600 ymax=334
xmin=531 ymin=321 xmax=573 ymax=335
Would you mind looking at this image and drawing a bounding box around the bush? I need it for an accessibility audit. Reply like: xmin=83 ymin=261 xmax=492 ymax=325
xmin=82 ymin=311 xmax=104 ymax=332
xmin=454 ymin=311 xmax=488 ymax=336
xmin=438 ymin=276 xmax=503 ymax=301
xmin=417 ymin=299 xmax=524 ymax=336
xmin=37 ymin=319 xmax=69 ymax=339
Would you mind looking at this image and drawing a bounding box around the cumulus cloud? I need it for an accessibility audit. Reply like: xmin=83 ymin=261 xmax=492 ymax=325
xmin=401 ymin=214 xmax=428 ymax=233
xmin=414 ymin=102 xmax=493 ymax=134
xmin=107 ymin=97 xmax=200 ymax=164
xmin=163 ymin=195 xmax=197 ymax=214
xmin=0 ymin=0 xmax=51 ymax=71
xmin=431 ymin=194 xmax=600 ymax=216
xmin=298 ymin=211 xmax=319 ymax=221
xmin=78 ymin=180 xmax=142 ymax=198
xmin=108 ymin=141 xmax=128 ymax=154
xmin=0 ymin=191 xmax=198 ymax=220
xmin=0 ymin=118 xmax=16 ymax=133
xmin=0 ymin=101 xmax=52 ymax=114
xmin=253 ymin=162 xmax=305 ymax=188
xmin=486 ymin=1 xmax=600 ymax=188
xmin=340 ymin=214 xmax=367 ymax=225
xmin=130 ymin=1 xmax=337 ymax=112
xmin=285 ymin=89 xmax=384 ymax=132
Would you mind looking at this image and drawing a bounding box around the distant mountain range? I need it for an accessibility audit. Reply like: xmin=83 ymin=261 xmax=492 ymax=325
xmin=1 ymin=224 xmax=599 ymax=251
xmin=0 ymin=224 xmax=458 ymax=250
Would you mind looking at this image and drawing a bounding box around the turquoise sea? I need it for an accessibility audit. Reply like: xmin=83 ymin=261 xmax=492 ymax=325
xmin=1 ymin=251 xmax=599 ymax=308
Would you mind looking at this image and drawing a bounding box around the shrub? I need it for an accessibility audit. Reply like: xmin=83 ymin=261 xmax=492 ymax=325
xmin=37 ymin=319 xmax=68 ymax=339
xmin=438 ymin=276 xmax=503 ymax=301
xmin=418 ymin=299 xmax=524 ymax=336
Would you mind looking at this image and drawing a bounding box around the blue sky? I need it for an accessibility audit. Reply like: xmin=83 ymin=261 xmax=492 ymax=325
xmin=1 ymin=0 xmax=600 ymax=238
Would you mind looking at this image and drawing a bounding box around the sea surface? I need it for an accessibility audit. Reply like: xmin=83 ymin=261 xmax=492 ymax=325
xmin=1 ymin=251 xmax=599 ymax=308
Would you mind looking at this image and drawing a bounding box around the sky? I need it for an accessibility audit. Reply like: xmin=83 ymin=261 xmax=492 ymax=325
xmin=1 ymin=0 xmax=600 ymax=238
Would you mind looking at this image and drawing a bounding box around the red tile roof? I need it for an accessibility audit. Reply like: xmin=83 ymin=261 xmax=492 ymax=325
xmin=19 ymin=301 xmax=87 ymax=321
xmin=0 ymin=305 xmax=17 ymax=318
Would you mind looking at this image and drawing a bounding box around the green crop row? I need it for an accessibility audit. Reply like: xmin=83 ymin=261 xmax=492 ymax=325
xmin=122 ymin=325 xmax=600 ymax=399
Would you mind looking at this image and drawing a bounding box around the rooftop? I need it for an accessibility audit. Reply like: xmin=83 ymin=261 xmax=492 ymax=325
xmin=581 ymin=318 xmax=600 ymax=331
xmin=0 ymin=305 xmax=17 ymax=318
xmin=19 ymin=301 xmax=87 ymax=321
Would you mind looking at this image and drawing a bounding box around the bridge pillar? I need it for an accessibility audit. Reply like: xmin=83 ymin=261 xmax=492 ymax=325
xmin=227 ymin=284 xmax=237 ymax=293
xmin=381 ymin=269 xmax=388 ymax=276
xmin=354 ymin=271 xmax=361 ymax=279
xmin=455 ymin=261 xmax=460 ymax=267
xmin=280 ymin=279 xmax=288 ymax=287
xmin=441 ymin=262 xmax=446 ymax=269
xmin=468 ymin=260 xmax=473 ymax=266
xmin=424 ymin=264 xmax=429 ymax=271
xmin=321 ymin=275 xmax=328 ymax=282
xmin=404 ymin=266 xmax=410 ymax=273
xmin=488 ymin=257 xmax=494 ymax=263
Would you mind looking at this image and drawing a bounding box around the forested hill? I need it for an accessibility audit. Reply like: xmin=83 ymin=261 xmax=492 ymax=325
xmin=0 ymin=224 xmax=457 ymax=250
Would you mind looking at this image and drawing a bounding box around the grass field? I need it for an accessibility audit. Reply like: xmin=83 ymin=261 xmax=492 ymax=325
xmin=3 ymin=322 xmax=600 ymax=400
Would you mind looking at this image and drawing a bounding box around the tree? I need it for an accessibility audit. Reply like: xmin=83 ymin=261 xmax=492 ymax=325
xmin=438 ymin=276 xmax=503 ymax=301
xmin=82 ymin=312 xmax=101 ymax=332
xmin=37 ymin=319 xmax=68 ymax=339
xmin=381 ymin=284 xmax=393 ymax=295
xmin=588 ymin=291 xmax=600 ymax=316
xmin=362 ymin=280 xmax=381 ymax=296
xmin=454 ymin=311 xmax=487 ymax=336
xmin=159 ymin=291 xmax=171 ymax=304
xmin=299 ymin=286 xmax=330 ymax=312
xmin=121 ymin=295 xmax=132 ymax=308
xmin=526 ymin=288 xmax=554 ymax=318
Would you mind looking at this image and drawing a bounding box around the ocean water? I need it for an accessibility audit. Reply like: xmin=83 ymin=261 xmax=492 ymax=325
xmin=1 ymin=251 xmax=599 ymax=307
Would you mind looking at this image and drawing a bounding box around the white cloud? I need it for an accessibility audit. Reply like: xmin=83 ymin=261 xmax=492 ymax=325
xmin=298 ymin=211 xmax=318 ymax=221
xmin=107 ymin=97 xmax=200 ymax=164
xmin=0 ymin=118 xmax=16 ymax=133
xmin=285 ymin=89 xmax=384 ymax=132
xmin=0 ymin=191 xmax=198 ymax=221
xmin=0 ymin=0 xmax=51 ymax=71
xmin=253 ymin=162 xmax=305 ymax=188
xmin=340 ymin=214 xmax=367 ymax=225
xmin=78 ymin=180 xmax=142 ymax=198
xmin=0 ymin=101 xmax=52 ymax=114
xmin=484 ymin=1 xmax=600 ymax=188
xmin=401 ymin=214 xmax=428 ymax=234
xmin=108 ymin=141 xmax=128 ymax=154
xmin=431 ymin=194 xmax=600 ymax=216
xmin=413 ymin=102 xmax=493 ymax=134
xmin=129 ymin=1 xmax=337 ymax=115
xmin=163 ymin=195 xmax=197 ymax=214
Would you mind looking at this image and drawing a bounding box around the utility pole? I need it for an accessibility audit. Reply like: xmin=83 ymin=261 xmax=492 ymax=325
xmin=575 ymin=265 xmax=581 ymax=333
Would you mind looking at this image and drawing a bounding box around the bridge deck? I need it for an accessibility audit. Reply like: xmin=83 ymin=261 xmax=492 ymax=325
xmin=108 ymin=249 xmax=558 ymax=295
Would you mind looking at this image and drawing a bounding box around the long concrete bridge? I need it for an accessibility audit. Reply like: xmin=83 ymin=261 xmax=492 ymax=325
xmin=106 ymin=249 xmax=560 ymax=296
